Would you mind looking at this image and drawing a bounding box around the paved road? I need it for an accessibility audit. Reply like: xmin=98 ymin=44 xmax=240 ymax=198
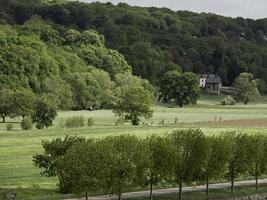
xmin=64 ymin=179 xmax=267 ymax=200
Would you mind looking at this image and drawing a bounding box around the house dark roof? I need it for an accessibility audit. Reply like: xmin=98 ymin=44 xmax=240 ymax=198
xmin=205 ymin=75 xmax=222 ymax=84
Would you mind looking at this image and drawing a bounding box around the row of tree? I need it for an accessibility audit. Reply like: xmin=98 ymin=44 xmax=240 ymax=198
xmin=33 ymin=130 xmax=267 ymax=200
xmin=0 ymin=89 xmax=57 ymax=128
xmin=0 ymin=72 xmax=154 ymax=127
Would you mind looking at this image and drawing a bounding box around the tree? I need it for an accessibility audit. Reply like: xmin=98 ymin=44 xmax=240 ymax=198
xmin=201 ymin=135 xmax=231 ymax=197
xmin=247 ymin=135 xmax=267 ymax=191
xmin=159 ymin=71 xmax=200 ymax=107
xmin=40 ymin=76 xmax=73 ymax=110
xmin=99 ymin=135 xmax=145 ymax=200
xmin=225 ymin=132 xmax=250 ymax=194
xmin=143 ymin=135 xmax=173 ymax=200
xmin=13 ymin=89 xmax=36 ymax=118
xmin=234 ymin=73 xmax=260 ymax=104
xmin=57 ymin=139 xmax=101 ymax=199
xmin=33 ymin=136 xmax=85 ymax=180
xmin=167 ymin=129 xmax=208 ymax=200
xmin=113 ymin=86 xmax=153 ymax=125
xmin=0 ymin=89 xmax=14 ymax=123
xmin=32 ymin=97 xmax=58 ymax=129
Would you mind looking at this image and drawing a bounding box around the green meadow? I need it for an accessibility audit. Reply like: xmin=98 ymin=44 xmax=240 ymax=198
xmin=1 ymin=95 xmax=267 ymax=199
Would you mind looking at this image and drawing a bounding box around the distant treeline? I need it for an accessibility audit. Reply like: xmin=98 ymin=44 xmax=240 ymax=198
xmin=1 ymin=0 xmax=267 ymax=86
xmin=34 ymin=130 xmax=267 ymax=200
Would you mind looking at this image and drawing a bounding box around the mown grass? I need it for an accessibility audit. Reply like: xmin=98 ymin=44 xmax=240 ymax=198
xmin=1 ymin=95 xmax=267 ymax=199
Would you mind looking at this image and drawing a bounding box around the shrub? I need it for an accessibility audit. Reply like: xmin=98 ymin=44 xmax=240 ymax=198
xmin=87 ymin=118 xmax=94 ymax=127
xmin=65 ymin=116 xmax=85 ymax=128
xmin=6 ymin=124 xmax=13 ymax=131
xmin=115 ymin=117 xmax=125 ymax=126
xmin=221 ymin=96 xmax=236 ymax=105
xmin=159 ymin=119 xmax=165 ymax=125
xmin=21 ymin=117 xmax=33 ymax=130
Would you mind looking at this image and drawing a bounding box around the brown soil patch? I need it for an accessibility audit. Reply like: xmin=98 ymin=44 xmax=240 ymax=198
xmin=194 ymin=118 xmax=267 ymax=128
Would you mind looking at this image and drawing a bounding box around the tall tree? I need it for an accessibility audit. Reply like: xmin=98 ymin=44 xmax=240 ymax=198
xmin=234 ymin=73 xmax=260 ymax=104
xmin=99 ymin=135 xmax=145 ymax=200
xmin=167 ymin=129 xmax=208 ymax=200
xmin=57 ymin=139 xmax=101 ymax=199
xmin=247 ymin=135 xmax=267 ymax=191
xmin=0 ymin=89 xmax=14 ymax=123
xmin=201 ymin=135 xmax=231 ymax=197
xmin=33 ymin=136 xmax=85 ymax=179
xmin=13 ymin=89 xmax=36 ymax=118
xmin=32 ymin=97 xmax=58 ymax=129
xmin=143 ymin=135 xmax=173 ymax=200
xmin=225 ymin=132 xmax=250 ymax=194
xmin=114 ymin=86 xmax=153 ymax=125
xmin=159 ymin=71 xmax=200 ymax=107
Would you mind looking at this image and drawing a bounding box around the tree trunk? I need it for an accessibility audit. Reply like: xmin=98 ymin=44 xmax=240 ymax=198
xmin=85 ymin=191 xmax=88 ymax=200
xmin=118 ymin=193 xmax=122 ymax=200
xmin=206 ymin=177 xmax=209 ymax=198
xmin=150 ymin=178 xmax=153 ymax=200
xmin=1 ymin=115 xmax=5 ymax=123
xmin=178 ymin=179 xmax=182 ymax=200
xmin=256 ymin=175 xmax=258 ymax=191
xmin=231 ymin=175 xmax=234 ymax=195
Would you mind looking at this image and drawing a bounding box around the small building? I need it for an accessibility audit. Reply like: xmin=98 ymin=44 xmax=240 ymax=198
xmin=199 ymin=74 xmax=208 ymax=88
xmin=199 ymin=74 xmax=222 ymax=94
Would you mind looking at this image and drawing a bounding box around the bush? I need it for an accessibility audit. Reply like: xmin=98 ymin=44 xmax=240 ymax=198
xmin=6 ymin=124 xmax=13 ymax=131
xmin=159 ymin=119 xmax=165 ymax=125
xmin=221 ymin=96 xmax=236 ymax=105
xmin=65 ymin=116 xmax=85 ymax=128
xmin=115 ymin=117 xmax=125 ymax=126
xmin=21 ymin=117 xmax=33 ymax=130
xmin=87 ymin=117 xmax=94 ymax=127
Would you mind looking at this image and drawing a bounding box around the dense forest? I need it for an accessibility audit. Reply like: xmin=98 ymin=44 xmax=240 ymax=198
xmin=1 ymin=0 xmax=267 ymax=86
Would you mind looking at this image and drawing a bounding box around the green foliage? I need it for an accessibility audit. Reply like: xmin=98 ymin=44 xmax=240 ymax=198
xmin=221 ymin=95 xmax=236 ymax=105
xmin=33 ymin=136 xmax=85 ymax=178
xmin=58 ymin=139 xmax=100 ymax=195
xmin=225 ymin=132 xmax=251 ymax=194
xmin=32 ymin=97 xmax=57 ymax=129
xmin=33 ymin=129 xmax=267 ymax=199
xmin=87 ymin=117 xmax=94 ymax=127
xmin=40 ymin=77 xmax=73 ymax=110
xmin=167 ymin=129 xmax=208 ymax=199
xmin=256 ymin=79 xmax=267 ymax=94
xmin=13 ymin=89 xmax=36 ymax=118
xmin=234 ymin=73 xmax=260 ymax=104
xmin=0 ymin=89 xmax=14 ymax=123
xmin=3 ymin=0 xmax=267 ymax=84
xmin=115 ymin=117 xmax=125 ymax=126
xmin=246 ymin=135 xmax=267 ymax=191
xmin=6 ymin=123 xmax=13 ymax=131
xmin=201 ymin=135 xmax=231 ymax=196
xmin=65 ymin=116 xmax=85 ymax=128
xmin=143 ymin=135 xmax=173 ymax=199
xmin=65 ymin=70 xmax=117 ymax=110
xmin=159 ymin=71 xmax=200 ymax=107
xmin=98 ymin=135 xmax=146 ymax=199
xmin=21 ymin=117 xmax=33 ymax=130
xmin=114 ymin=86 xmax=153 ymax=125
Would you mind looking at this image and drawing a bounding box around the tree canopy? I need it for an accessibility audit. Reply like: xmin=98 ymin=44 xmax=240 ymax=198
xmin=2 ymin=0 xmax=267 ymax=87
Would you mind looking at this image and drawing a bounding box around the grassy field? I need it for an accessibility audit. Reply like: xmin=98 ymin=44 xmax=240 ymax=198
xmin=1 ymin=95 xmax=267 ymax=199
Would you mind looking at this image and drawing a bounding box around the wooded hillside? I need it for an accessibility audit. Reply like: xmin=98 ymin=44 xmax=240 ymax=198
xmin=1 ymin=0 xmax=267 ymax=85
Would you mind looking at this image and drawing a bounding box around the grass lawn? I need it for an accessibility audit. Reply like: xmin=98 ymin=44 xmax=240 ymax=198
xmin=1 ymin=95 xmax=267 ymax=199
